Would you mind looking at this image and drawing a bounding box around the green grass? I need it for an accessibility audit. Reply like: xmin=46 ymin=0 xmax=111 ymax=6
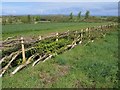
xmin=2 ymin=22 xmax=111 ymax=40
xmin=2 ymin=29 xmax=118 ymax=88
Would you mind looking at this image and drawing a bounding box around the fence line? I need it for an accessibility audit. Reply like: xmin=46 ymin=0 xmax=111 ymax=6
xmin=12 ymin=23 xmax=119 ymax=63
xmin=2 ymin=23 xmax=118 ymax=47
xmin=0 ymin=23 xmax=118 ymax=76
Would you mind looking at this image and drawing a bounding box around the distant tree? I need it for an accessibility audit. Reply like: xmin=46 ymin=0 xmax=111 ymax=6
xmin=21 ymin=16 xmax=29 ymax=23
xmin=2 ymin=18 xmax=6 ymax=25
xmin=69 ymin=12 xmax=73 ymax=19
xmin=35 ymin=16 xmax=40 ymax=21
xmin=27 ymin=15 xmax=31 ymax=23
xmin=8 ymin=18 xmax=12 ymax=24
xmin=85 ymin=10 xmax=90 ymax=19
xmin=78 ymin=11 xmax=81 ymax=19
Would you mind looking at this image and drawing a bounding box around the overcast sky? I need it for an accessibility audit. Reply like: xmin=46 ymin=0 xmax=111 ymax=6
xmin=2 ymin=2 xmax=118 ymax=16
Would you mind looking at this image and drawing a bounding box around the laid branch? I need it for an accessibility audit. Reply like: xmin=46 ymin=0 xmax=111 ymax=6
xmin=70 ymin=35 xmax=81 ymax=49
xmin=32 ymin=54 xmax=47 ymax=66
xmin=3 ymin=36 xmax=16 ymax=42
xmin=0 ymin=56 xmax=7 ymax=66
xmin=84 ymin=41 xmax=91 ymax=46
xmin=71 ymin=43 xmax=77 ymax=49
xmin=0 ymin=52 xmax=17 ymax=65
xmin=0 ymin=52 xmax=20 ymax=77
xmin=3 ymin=43 xmax=21 ymax=47
xmin=43 ymin=54 xmax=53 ymax=62
xmin=65 ymin=36 xmax=80 ymax=50
xmin=11 ymin=54 xmax=38 ymax=75
xmin=1 ymin=46 xmax=39 ymax=68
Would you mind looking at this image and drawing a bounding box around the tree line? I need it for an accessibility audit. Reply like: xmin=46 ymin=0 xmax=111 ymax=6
xmin=69 ymin=10 xmax=90 ymax=20
xmin=2 ymin=10 xmax=117 ymax=25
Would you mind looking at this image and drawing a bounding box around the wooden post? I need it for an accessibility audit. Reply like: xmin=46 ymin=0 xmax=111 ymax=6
xmin=21 ymin=37 xmax=26 ymax=63
xmin=87 ymin=28 xmax=90 ymax=40
xmin=75 ymin=30 xmax=77 ymax=33
xmin=74 ymin=31 xmax=78 ymax=45
xmin=75 ymin=31 xmax=78 ymax=37
xmin=56 ymin=32 xmax=58 ymax=41
xmin=88 ymin=27 xmax=91 ymax=41
xmin=39 ymin=36 xmax=42 ymax=40
xmin=79 ymin=29 xmax=83 ymax=44
xmin=86 ymin=28 xmax=88 ymax=32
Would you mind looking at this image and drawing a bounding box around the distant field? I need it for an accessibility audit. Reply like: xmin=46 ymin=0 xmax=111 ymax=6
xmin=2 ymin=22 xmax=111 ymax=40
xmin=2 ymin=29 xmax=118 ymax=88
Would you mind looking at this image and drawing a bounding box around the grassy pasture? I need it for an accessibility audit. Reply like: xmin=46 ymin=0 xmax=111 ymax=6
xmin=2 ymin=22 xmax=111 ymax=40
xmin=2 ymin=28 xmax=118 ymax=88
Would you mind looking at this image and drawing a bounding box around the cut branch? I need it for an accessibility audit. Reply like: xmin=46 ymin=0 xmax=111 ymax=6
xmin=32 ymin=54 xmax=47 ymax=66
xmin=0 ymin=52 xmax=20 ymax=77
xmin=0 ymin=52 xmax=17 ymax=65
xmin=11 ymin=54 xmax=38 ymax=75
xmin=43 ymin=54 xmax=53 ymax=62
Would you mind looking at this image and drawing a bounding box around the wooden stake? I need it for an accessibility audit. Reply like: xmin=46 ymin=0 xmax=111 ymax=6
xmin=56 ymin=33 xmax=58 ymax=41
xmin=21 ymin=37 xmax=26 ymax=63
xmin=80 ymin=29 xmax=83 ymax=44
xmin=86 ymin=28 xmax=88 ymax=32
xmin=75 ymin=31 xmax=78 ymax=37
xmin=39 ymin=36 xmax=42 ymax=40
xmin=88 ymin=28 xmax=91 ymax=40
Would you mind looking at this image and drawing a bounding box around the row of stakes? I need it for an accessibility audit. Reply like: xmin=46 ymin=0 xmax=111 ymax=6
xmin=20 ymin=32 xmax=59 ymax=63
xmin=20 ymin=23 xmax=117 ymax=63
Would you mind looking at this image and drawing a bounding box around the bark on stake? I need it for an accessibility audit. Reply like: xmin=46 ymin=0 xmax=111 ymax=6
xmin=21 ymin=37 xmax=26 ymax=63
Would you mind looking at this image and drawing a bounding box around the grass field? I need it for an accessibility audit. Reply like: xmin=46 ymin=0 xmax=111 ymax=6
xmin=2 ymin=28 xmax=118 ymax=88
xmin=2 ymin=22 xmax=111 ymax=40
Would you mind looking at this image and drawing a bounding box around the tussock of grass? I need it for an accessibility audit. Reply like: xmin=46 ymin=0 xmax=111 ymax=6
xmin=2 ymin=30 xmax=118 ymax=88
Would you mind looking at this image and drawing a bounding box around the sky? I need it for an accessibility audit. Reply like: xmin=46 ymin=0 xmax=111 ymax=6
xmin=1 ymin=2 xmax=118 ymax=16
xmin=1 ymin=0 xmax=119 ymax=2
